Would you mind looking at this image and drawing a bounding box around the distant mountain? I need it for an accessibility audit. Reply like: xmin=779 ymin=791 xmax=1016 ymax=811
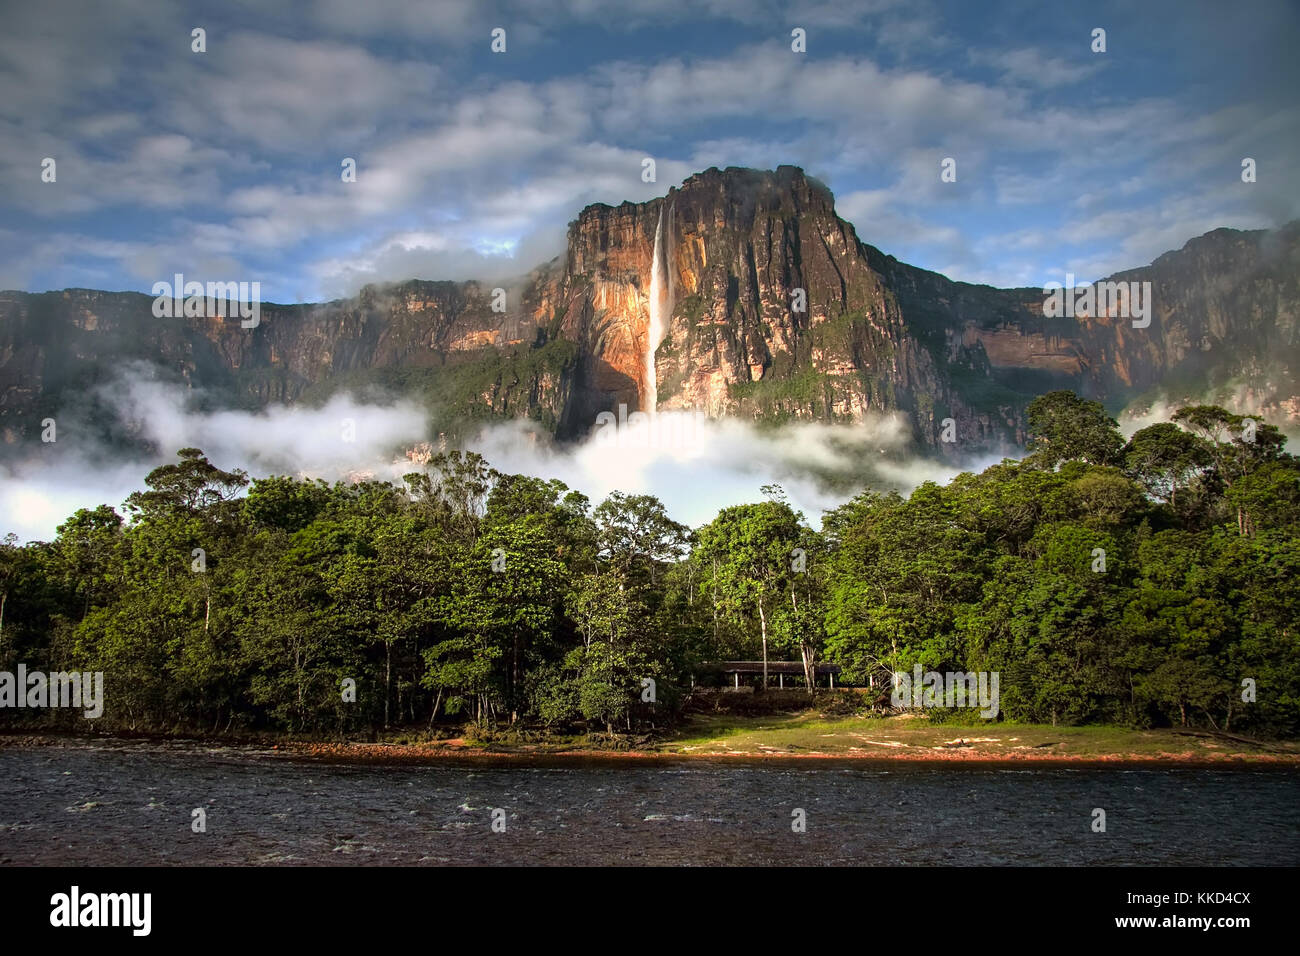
xmin=2 ymin=165 xmax=1297 ymax=459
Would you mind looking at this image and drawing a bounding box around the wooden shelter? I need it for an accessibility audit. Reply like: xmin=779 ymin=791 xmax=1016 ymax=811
xmin=697 ymin=661 xmax=842 ymax=689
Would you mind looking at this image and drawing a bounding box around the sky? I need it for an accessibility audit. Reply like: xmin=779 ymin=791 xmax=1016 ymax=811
xmin=1 ymin=0 xmax=1297 ymax=303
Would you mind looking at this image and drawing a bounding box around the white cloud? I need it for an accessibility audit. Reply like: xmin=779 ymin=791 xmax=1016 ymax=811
xmin=1 ymin=1 xmax=1296 ymax=300
xmin=969 ymin=47 xmax=1104 ymax=89
xmin=1 ymin=370 xmax=986 ymax=541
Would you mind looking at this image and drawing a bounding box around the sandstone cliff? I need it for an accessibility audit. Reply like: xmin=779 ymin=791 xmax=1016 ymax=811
xmin=1 ymin=165 xmax=1296 ymax=459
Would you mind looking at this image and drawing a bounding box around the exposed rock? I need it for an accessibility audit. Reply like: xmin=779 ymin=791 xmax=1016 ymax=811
xmin=1 ymin=166 xmax=1297 ymax=459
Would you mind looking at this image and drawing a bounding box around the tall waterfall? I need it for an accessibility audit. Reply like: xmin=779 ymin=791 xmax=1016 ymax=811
xmin=645 ymin=202 xmax=672 ymax=413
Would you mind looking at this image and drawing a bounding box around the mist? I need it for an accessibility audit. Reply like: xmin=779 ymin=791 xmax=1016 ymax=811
xmin=1 ymin=371 xmax=995 ymax=543
xmin=1118 ymin=383 xmax=1300 ymax=442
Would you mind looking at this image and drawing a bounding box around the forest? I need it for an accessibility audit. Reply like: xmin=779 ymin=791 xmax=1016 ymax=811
xmin=1 ymin=391 xmax=1297 ymax=738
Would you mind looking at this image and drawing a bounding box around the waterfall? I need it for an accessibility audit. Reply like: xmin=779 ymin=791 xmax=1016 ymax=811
xmin=646 ymin=202 xmax=672 ymax=413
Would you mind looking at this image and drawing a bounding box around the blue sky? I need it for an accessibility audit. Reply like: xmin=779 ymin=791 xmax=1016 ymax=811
xmin=1 ymin=0 xmax=1296 ymax=302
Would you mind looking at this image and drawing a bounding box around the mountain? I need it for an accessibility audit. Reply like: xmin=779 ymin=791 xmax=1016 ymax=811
xmin=2 ymin=165 xmax=1297 ymax=460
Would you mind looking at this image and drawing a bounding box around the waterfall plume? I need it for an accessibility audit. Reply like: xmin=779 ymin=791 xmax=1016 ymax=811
xmin=645 ymin=202 xmax=672 ymax=413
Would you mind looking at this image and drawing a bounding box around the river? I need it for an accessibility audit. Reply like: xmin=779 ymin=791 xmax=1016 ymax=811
xmin=2 ymin=743 xmax=1296 ymax=865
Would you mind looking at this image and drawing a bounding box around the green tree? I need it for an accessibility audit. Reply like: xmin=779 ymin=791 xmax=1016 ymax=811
xmin=1026 ymin=391 xmax=1124 ymax=469
xmin=1124 ymin=422 xmax=1211 ymax=510
xmin=696 ymin=496 xmax=805 ymax=689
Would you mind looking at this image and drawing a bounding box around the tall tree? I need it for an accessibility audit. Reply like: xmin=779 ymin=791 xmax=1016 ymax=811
xmin=1124 ymin=422 xmax=1212 ymax=510
xmin=1025 ymin=391 xmax=1124 ymax=469
xmin=695 ymin=497 xmax=803 ymax=689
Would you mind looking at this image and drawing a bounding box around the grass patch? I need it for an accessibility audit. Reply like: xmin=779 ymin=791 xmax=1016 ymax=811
xmin=657 ymin=712 xmax=1300 ymax=759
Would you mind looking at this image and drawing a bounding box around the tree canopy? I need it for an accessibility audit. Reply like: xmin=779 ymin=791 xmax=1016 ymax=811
xmin=2 ymin=395 xmax=1296 ymax=738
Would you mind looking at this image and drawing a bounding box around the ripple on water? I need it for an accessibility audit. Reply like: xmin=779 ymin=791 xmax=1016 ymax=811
xmin=0 ymin=745 xmax=1296 ymax=865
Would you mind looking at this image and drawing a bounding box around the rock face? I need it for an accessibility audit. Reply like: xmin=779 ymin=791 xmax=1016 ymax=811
xmin=2 ymin=165 xmax=1298 ymax=458
xmin=525 ymin=165 xmax=1300 ymax=448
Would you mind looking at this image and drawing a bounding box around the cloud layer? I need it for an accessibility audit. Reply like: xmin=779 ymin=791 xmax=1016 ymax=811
xmin=1 ymin=0 xmax=1296 ymax=299
xmin=0 ymin=373 xmax=986 ymax=542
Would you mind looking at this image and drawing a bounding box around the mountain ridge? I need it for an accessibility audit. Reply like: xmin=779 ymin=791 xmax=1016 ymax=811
xmin=2 ymin=165 xmax=1297 ymax=458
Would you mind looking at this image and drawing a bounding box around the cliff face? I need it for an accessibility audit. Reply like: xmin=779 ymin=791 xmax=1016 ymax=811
xmin=0 ymin=278 xmax=572 ymax=449
xmin=525 ymin=165 xmax=1300 ymax=448
xmin=525 ymin=166 xmax=1010 ymax=447
xmin=883 ymin=223 xmax=1300 ymax=409
xmin=2 ymin=165 xmax=1298 ymax=459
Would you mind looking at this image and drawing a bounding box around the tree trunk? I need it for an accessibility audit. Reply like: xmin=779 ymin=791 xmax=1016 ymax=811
xmin=711 ymin=558 xmax=719 ymax=643
xmin=384 ymin=644 xmax=392 ymax=728
xmin=512 ymin=634 xmax=520 ymax=722
xmin=789 ymin=583 xmax=814 ymax=696
xmin=758 ymin=599 xmax=768 ymax=691
xmin=801 ymin=643 xmax=815 ymax=700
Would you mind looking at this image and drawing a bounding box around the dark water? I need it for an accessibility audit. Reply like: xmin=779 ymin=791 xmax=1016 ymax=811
xmin=1 ymin=744 xmax=1297 ymax=865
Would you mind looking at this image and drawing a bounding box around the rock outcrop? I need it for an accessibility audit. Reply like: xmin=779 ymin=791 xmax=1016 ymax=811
xmin=2 ymin=165 xmax=1297 ymax=458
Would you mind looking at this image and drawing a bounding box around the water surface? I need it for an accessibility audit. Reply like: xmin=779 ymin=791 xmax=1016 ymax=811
xmin=2 ymin=744 xmax=1296 ymax=865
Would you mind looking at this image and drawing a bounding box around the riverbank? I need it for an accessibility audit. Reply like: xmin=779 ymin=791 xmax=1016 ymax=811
xmin=4 ymin=711 xmax=1298 ymax=765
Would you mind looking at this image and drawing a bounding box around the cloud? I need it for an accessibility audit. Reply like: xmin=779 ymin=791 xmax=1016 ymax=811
xmin=306 ymin=224 xmax=569 ymax=294
xmin=307 ymin=0 xmax=483 ymax=41
xmin=1 ymin=369 xmax=987 ymax=542
xmin=1 ymin=0 xmax=1297 ymax=303
xmin=968 ymin=47 xmax=1104 ymax=89
xmin=162 ymin=32 xmax=444 ymax=153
